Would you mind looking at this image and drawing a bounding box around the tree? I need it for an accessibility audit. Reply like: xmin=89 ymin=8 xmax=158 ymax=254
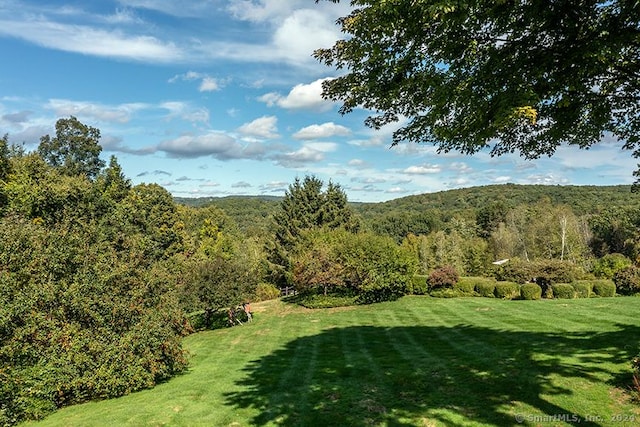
xmin=38 ymin=116 xmax=105 ymax=179
xmin=315 ymin=1 xmax=640 ymax=166
xmin=268 ymin=175 xmax=359 ymax=285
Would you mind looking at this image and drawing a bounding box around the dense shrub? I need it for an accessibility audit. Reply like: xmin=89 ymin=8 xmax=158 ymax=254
xmin=454 ymin=277 xmax=478 ymax=294
xmin=0 ymin=218 xmax=190 ymax=426
xmin=495 ymin=258 xmax=583 ymax=286
xmin=520 ymin=283 xmax=542 ymax=300
xmin=592 ymin=279 xmax=616 ymax=297
xmin=427 ymin=265 xmax=459 ymax=290
xmin=571 ymin=281 xmax=593 ymax=298
xmin=613 ymin=266 xmax=640 ymax=295
xmin=475 ymin=281 xmax=496 ymax=298
xmin=409 ymin=275 xmax=428 ymax=295
xmin=592 ymin=253 xmax=632 ymax=279
xmin=552 ymin=283 xmax=576 ymax=299
xmin=255 ymin=283 xmax=281 ymax=301
xmin=494 ymin=281 xmax=520 ymax=299
xmin=292 ymin=229 xmax=417 ymax=304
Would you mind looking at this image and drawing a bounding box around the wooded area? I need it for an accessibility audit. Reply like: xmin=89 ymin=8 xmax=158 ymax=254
xmin=2 ymin=118 xmax=640 ymax=425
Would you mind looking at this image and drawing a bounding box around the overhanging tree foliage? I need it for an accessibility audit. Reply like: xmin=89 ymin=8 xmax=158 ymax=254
xmin=315 ymin=1 xmax=640 ymax=162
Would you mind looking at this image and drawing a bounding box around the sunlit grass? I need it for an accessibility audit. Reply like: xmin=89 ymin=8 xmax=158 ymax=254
xmin=25 ymin=297 xmax=640 ymax=426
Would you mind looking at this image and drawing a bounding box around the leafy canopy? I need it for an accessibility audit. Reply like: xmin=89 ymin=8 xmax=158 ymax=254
xmin=315 ymin=1 xmax=640 ymax=160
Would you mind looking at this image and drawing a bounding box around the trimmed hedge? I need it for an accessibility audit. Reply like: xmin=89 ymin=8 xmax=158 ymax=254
xmin=429 ymin=288 xmax=470 ymax=298
xmin=454 ymin=277 xmax=477 ymax=294
xmin=495 ymin=281 xmax=520 ymax=299
xmin=552 ymin=283 xmax=576 ymax=299
xmin=475 ymin=281 xmax=496 ymax=298
xmin=520 ymin=283 xmax=542 ymax=300
xmin=592 ymin=279 xmax=616 ymax=297
xmin=410 ymin=275 xmax=429 ymax=295
xmin=571 ymin=281 xmax=593 ymax=298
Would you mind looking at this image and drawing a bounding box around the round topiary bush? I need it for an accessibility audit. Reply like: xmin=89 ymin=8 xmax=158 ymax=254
xmin=475 ymin=281 xmax=496 ymax=298
xmin=453 ymin=277 xmax=477 ymax=294
xmin=571 ymin=281 xmax=593 ymax=298
xmin=427 ymin=266 xmax=459 ymax=290
xmin=592 ymin=279 xmax=616 ymax=297
xmin=494 ymin=281 xmax=520 ymax=299
xmin=520 ymin=283 xmax=542 ymax=300
xmin=552 ymin=283 xmax=576 ymax=299
xmin=613 ymin=266 xmax=640 ymax=295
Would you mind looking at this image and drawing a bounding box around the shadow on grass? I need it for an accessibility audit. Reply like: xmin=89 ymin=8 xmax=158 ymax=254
xmin=224 ymin=324 xmax=640 ymax=426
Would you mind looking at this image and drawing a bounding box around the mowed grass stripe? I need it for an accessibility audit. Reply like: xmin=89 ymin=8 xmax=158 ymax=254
xmin=26 ymin=297 xmax=640 ymax=427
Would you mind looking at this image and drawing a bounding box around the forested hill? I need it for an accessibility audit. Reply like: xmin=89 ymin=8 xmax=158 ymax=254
xmin=354 ymin=184 xmax=640 ymax=217
xmin=176 ymin=184 xmax=640 ymax=227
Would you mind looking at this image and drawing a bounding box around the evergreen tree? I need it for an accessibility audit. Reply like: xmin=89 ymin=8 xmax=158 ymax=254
xmin=268 ymin=175 xmax=359 ymax=285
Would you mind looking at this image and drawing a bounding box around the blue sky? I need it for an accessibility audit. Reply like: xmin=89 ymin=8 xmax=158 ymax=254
xmin=0 ymin=0 xmax=636 ymax=202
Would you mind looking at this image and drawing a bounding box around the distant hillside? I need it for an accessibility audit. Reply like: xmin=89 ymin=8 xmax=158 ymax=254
xmin=353 ymin=184 xmax=640 ymax=217
xmin=175 ymin=184 xmax=640 ymax=232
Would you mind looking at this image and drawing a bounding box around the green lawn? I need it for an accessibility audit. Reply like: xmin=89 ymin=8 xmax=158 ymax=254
xmin=25 ymin=297 xmax=640 ymax=426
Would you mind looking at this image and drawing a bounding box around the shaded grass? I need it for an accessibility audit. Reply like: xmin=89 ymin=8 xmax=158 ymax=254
xmin=25 ymin=297 xmax=640 ymax=426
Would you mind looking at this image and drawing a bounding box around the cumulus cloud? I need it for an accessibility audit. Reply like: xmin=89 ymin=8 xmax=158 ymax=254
xmin=403 ymin=164 xmax=442 ymax=174
xmin=168 ymin=71 xmax=222 ymax=92
xmin=46 ymin=99 xmax=146 ymax=123
xmin=259 ymin=78 xmax=335 ymax=112
xmin=158 ymin=132 xmax=241 ymax=159
xmin=160 ymin=101 xmax=210 ymax=124
xmin=237 ymin=115 xmax=279 ymax=139
xmin=272 ymin=142 xmax=336 ymax=167
xmin=1 ymin=110 xmax=32 ymax=125
xmin=293 ymin=122 xmax=351 ymax=140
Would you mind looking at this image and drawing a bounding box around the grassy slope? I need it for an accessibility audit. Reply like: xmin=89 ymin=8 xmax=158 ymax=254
xmin=26 ymin=297 xmax=640 ymax=427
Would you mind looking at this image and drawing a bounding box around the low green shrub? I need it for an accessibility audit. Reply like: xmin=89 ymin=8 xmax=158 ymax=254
xmin=409 ymin=275 xmax=429 ymax=295
xmin=552 ymin=283 xmax=576 ymax=299
xmin=592 ymin=279 xmax=616 ymax=297
xmin=475 ymin=281 xmax=496 ymax=298
xmin=429 ymin=288 xmax=469 ymax=298
xmin=571 ymin=281 xmax=593 ymax=298
xmin=453 ymin=277 xmax=477 ymax=294
xmin=255 ymin=282 xmax=281 ymax=301
xmin=296 ymin=294 xmax=359 ymax=308
xmin=520 ymin=283 xmax=542 ymax=300
xmin=494 ymin=281 xmax=520 ymax=299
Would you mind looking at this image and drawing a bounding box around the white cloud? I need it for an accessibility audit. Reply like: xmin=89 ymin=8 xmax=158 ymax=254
xmin=199 ymin=77 xmax=220 ymax=92
xmin=293 ymin=122 xmax=351 ymax=140
xmin=403 ymin=164 xmax=442 ymax=174
xmin=46 ymin=99 xmax=146 ymax=123
xmin=0 ymin=18 xmax=182 ymax=63
xmin=116 ymin=0 xmax=219 ymax=18
xmin=158 ymin=132 xmax=246 ymax=159
xmin=259 ymin=78 xmax=334 ymax=112
xmin=272 ymin=141 xmax=335 ymax=167
xmin=272 ymin=9 xmax=341 ymax=59
xmin=348 ymin=159 xmax=369 ymax=169
xmin=160 ymin=101 xmax=210 ymax=124
xmin=168 ymin=72 xmax=222 ymax=92
xmin=237 ymin=115 xmax=279 ymax=139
